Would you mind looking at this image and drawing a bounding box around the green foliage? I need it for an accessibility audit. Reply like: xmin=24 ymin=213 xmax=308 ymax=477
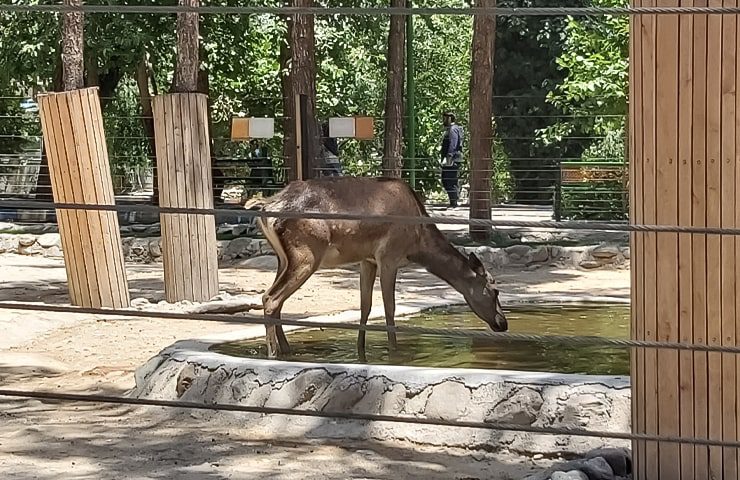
xmin=0 ymin=0 xmax=627 ymax=210
xmin=538 ymin=0 xmax=629 ymax=219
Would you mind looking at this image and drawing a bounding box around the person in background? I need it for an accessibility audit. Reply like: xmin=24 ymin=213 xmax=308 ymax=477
xmin=440 ymin=111 xmax=464 ymax=208
xmin=320 ymin=121 xmax=343 ymax=177
xmin=248 ymin=139 xmax=274 ymax=195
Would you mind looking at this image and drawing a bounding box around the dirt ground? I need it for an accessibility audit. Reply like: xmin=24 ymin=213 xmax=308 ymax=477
xmin=0 ymin=253 xmax=630 ymax=479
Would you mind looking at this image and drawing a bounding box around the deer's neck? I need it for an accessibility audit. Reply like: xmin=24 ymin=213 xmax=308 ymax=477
xmin=409 ymin=226 xmax=476 ymax=296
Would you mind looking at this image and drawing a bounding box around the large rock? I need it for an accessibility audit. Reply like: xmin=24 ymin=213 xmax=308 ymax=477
xmin=0 ymin=234 xmax=19 ymax=254
xmin=37 ymin=233 xmax=61 ymax=248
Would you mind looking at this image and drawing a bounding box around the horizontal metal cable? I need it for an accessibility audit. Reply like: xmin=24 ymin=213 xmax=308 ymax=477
xmin=1 ymin=301 xmax=739 ymax=354
xmin=2 ymin=3 xmax=740 ymax=16
xmin=0 ymin=387 xmax=738 ymax=448
xmin=0 ymin=198 xmax=733 ymax=234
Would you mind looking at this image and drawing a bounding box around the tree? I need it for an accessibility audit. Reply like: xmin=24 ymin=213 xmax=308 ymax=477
xmin=173 ymin=0 xmax=199 ymax=93
xmin=468 ymin=0 xmax=496 ymax=241
xmin=289 ymin=0 xmax=320 ymax=179
xmin=62 ymin=0 xmax=84 ymax=91
xmin=382 ymin=0 xmax=405 ymax=178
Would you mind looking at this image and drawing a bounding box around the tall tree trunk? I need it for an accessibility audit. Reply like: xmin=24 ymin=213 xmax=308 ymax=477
xmin=62 ymin=0 xmax=84 ymax=91
xmin=173 ymin=0 xmax=199 ymax=93
xmin=280 ymin=20 xmax=297 ymax=183
xmin=36 ymin=0 xmax=83 ymax=201
xmin=290 ymin=0 xmax=320 ymax=179
xmin=468 ymin=0 xmax=496 ymax=241
xmin=382 ymin=0 xmax=406 ymax=178
xmin=136 ymin=57 xmax=158 ymax=203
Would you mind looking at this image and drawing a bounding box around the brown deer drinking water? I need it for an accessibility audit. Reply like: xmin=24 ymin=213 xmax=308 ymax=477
xmin=244 ymin=176 xmax=508 ymax=359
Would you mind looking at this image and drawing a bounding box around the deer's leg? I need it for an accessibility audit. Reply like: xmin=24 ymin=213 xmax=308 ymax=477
xmin=358 ymin=260 xmax=377 ymax=362
xmin=262 ymin=247 xmax=320 ymax=358
xmin=379 ymin=265 xmax=399 ymax=351
xmin=262 ymin=246 xmax=291 ymax=357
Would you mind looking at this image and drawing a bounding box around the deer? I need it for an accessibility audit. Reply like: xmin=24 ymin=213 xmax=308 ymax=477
xmin=244 ymin=176 xmax=508 ymax=359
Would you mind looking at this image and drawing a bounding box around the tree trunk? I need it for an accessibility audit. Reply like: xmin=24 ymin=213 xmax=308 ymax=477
xmin=468 ymin=0 xmax=496 ymax=242
xmin=62 ymin=0 xmax=84 ymax=91
xmin=382 ymin=0 xmax=406 ymax=178
xmin=290 ymin=0 xmax=320 ymax=179
xmin=136 ymin=57 xmax=158 ymax=203
xmin=280 ymin=20 xmax=297 ymax=183
xmin=173 ymin=0 xmax=199 ymax=93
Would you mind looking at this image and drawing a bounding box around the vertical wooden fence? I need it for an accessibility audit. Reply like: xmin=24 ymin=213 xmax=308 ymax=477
xmin=37 ymin=87 xmax=130 ymax=309
xmin=152 ymin=93 xmax=219 ymax=303
xmin=630 ymin=3 xmax=739 ymax=478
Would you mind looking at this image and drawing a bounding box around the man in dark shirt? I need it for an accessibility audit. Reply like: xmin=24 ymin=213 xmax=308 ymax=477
xmin=440 ymin=111 xmax=464 ymax=208
xmin=320 ymin=121 xmax=342 ymax=176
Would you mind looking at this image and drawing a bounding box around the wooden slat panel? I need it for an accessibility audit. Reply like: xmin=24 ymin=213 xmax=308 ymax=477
xmin=57 ymin=93 xmax=100 ymax=307
xmin=153 ymin=93 xmax=219 ymax=302
xmin=641 ymin=5 xmax=659 ymax=478
xmin=69 ymin=90 xmax=112 ymax=309
xmin=677 ymin=5 xmax=695 ymax=477
xmin=735 ymin=8 xmax=740 ymax=472
xmin=691 ymin=5 xmax=709 ymax=475
xmin=631 ymin=2 xmax=645 ymax=475
xmin=720 ymin=1 xmax=738 ymax=476
xmin=84 ymin=88 xmax=128 ymax=307
xmin=38 ymin=95 xmax=81 ymax=306
xmin=705 ymin=2 xmax=723 ymax=477
xmin=655 ymin=4 xmax=681 ymax=475
xmin=36 ymin=87 xmax=129 ymax=309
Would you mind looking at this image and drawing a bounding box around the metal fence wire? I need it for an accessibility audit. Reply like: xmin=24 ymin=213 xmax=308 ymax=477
xmin=3 ymin=0 xmax=740 ymax=463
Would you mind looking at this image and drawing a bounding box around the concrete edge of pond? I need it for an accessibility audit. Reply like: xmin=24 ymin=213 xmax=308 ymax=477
xmin=128 ymin=294 xmax=631 ymax=457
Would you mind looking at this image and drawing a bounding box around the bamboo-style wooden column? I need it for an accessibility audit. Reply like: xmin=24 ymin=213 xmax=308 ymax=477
xmin=37 ymin=87 xmax=130 ymax=308
xmin=630 ymin=3 xmax=739 ymax=478
xmin=152 ymin=93 xmax=219 ymax=303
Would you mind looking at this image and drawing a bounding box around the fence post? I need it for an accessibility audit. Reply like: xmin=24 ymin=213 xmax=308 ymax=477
xmin=152 ymin=93 xmax=219 ymax=303
xmin=37 ymin=87 xmax=130 ymax=308
xmin=630 ymin=4 xmax=738 ymax=478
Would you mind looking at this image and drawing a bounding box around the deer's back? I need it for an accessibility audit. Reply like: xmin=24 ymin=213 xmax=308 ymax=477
xmin=264 ymin=177 xmax=430 ymax=266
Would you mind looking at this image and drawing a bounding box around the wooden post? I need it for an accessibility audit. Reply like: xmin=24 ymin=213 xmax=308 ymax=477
xmin=37 ymin=87 xmax=130 ymax=308
xmin=152 ymin=93 xmax=219 ymax=303
xmin=630 ymin=2 xmax=739 ymax=478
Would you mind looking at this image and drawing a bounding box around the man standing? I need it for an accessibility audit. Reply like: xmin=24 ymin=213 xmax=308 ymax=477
xmin=440 ymin=111 xmax=464 ymax=208
xmin=320 ymin=121 xmax=343 ymax=177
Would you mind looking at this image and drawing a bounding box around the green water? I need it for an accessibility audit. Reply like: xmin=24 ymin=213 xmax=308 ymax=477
xmin=212 ymin=304 xmax=631 ymax=375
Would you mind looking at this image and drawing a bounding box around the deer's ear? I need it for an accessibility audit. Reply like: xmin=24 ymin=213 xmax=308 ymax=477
xmin=468 ymin=252 xmax=486 ymax=276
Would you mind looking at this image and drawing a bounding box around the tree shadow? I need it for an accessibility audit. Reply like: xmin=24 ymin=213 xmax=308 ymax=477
xmin=0 ymin=394 xmax=538 ymax=479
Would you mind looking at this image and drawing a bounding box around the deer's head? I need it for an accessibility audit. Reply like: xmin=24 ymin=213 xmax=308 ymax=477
xmin=465 ymin=253 xmax=508 ymax=332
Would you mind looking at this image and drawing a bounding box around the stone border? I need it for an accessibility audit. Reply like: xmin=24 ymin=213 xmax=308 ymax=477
xmin=1 ymin=230 xmax=630 ymax=270
xmin=128 ymin=297 xmax=631 ymax=457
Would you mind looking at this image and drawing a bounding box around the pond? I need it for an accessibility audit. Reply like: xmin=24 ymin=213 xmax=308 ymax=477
xmin=211 ymin=303 xmax=631 ymax=376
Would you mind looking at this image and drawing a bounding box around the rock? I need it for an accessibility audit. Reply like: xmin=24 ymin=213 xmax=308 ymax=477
xmin=591 ymin=244 xmax=621 ymax=259
xmin=526 ymin=246 xmax=550 ymax=263
xmin=148 ymin=238 xmax=162 ymax=258
xmin=584 ymin=448 xmax=631 ymax=477
xmin=130 ymin=297 xmax=151 ymax=308
xmin=17 ymin=234 xmax=36 ymax=247
xmin=43 ymin=246 xmax=63 ymax=258
xmin=240 ymin=255 xmax=278 ymax=270
xmin=424 ymin=381 xmax=469 ymax=421
xmin=0 ymin=234 xmax=19 ymax=253
xmin=579 ymin=260 xmax=602 ymax=269
xmin=620 ymin=247 xmax=630 ymax=260
xmin=0 ymin=222 xmax=14 ymax=232
xmin=504 ymin=244 xmax=531 ymax=258
xmin=551 ymin=471 xmax=589 ymax=480
xmin=223 ymin=237 xmax=258 ymax=259
xmin=37 ymin=233 xmax=61 ymax=248
xmin=486 ymin=387 xmax=543 ymax=425
xmin=579 ymin=456 xmax=614 ymax=480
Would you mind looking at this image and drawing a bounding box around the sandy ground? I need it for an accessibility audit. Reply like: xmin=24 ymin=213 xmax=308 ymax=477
xmin=0 ymin=253 xmax=630 ymax=479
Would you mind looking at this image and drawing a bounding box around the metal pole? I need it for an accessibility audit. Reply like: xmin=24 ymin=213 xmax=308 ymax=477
xmin=405 ymin=0 xmax=416 ymax=189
